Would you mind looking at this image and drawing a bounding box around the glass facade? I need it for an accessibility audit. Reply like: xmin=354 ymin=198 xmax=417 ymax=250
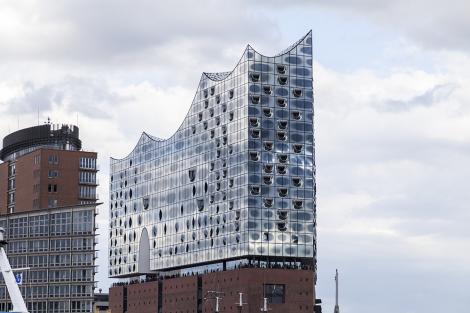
xmin=0 ymin=206 xmax=96 ymax=313
xmin=109 ymin=31 xmax=316 ymax=277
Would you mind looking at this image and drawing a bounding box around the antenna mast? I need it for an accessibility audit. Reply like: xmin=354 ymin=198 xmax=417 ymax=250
xmin=334 ymin=269 xmax=340 ymax=313
xmin=204 ymin=290 xmax=224 ymax=313
xmin=236 ymin=292 xmax=247 ymax=313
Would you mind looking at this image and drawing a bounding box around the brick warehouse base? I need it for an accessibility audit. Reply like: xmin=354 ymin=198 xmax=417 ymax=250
xmin=109 ymin=268 xmax=317 ymax=313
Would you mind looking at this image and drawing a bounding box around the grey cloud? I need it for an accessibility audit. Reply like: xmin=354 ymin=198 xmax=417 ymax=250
xmin=0 ymin=1 xmax=279 ymax=68
xmin=313 ymin=64 xmax=470 ymax=312
xmin=317 ymin=234 xmax=470 ymax=313
xmin=3 ymin=77 xmax=130 ymax=118
xmin=0 ymin=1 xmax=283 ymax=91
xmin=318 ymin=121 xmax=470 ymax=221
xmin=256 ymin=0 xmax=470 ymax=52
xmin=379 ymin=83 xmax=457 ymax=112
xmin=6 ymin=82 xmax=55 ymax=113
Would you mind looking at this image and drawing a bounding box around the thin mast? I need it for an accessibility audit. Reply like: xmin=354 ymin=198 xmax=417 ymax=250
xmin=334 ymin=269 xmax=340 ymax=313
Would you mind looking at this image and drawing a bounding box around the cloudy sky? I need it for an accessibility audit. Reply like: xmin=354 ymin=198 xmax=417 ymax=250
xmin=1 ymin=1 xmax=469 ymax=312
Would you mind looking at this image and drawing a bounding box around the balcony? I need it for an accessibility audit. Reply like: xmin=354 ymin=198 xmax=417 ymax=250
xmin=79 ymin=179 xmax=99 ymax=186
xmin=79 ymin=194 xmax=99 ymax=200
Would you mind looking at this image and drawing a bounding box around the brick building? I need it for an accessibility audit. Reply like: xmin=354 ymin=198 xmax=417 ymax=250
xmin=110 ymin=268 xmax=315 ymax=313
xmin=0 ymin=123 xmax=99 ymax=313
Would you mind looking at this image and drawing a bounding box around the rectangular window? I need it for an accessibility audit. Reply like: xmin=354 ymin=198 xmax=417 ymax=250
xmin=71 ymin=269 xmax=93 ymax=282
xmin=48 ymin=170 xmax=59 ymax=178
xmin=8 ymin=217 xmax=28 ymax=238
xmin=79 ymin=157 xmax=96 ymax=170
xmin=79 ymin=186 xmax=96 ymax=199
xmin=72 ymin=253 xmax=93 ymax=266
xmin=50 ymin=238 xmax=71 ymax=251
xmin=30 ymin=301 xmax=47 ymax=313
xmin=8 ymin=241 xmax=28 ymax=254
xmin=7 ymin=192 xmax=15 ymax=205
xmin=29 ymin=215 xmax=49 ymax=237
xmin=0 ymin=287 xmax=5 ymax=302
xmin=29 ymin=239 xmax=49 ymax=252
xmin=48 ymin=184 xmax=58 ymax=193
xmin=9 ymin=255 xmax=27 ymax=268
xmin=79 ymin=171 xmax=96 ymax=184
xmin=48 ymin=154 xmax=59 ymax=164
xmin=264 ymin=284 xmax=285 ymax=304
xmin=71 ymin=300 xmax=92 ymax=313
xmin=28 ymin=255 xmax=48 ymax=267
xmin=49 ymin=269 xmax=71 ymax=282
xmin=34 ymin=154 xmax=41 ymax=165
xmin=29 ymin=270 xmax=48 ymax=283
xmin=49 ymin=254 xmax=70 ymax=267
xmin=50 ymin=212 xmax=72 ymax=236
xmin=8 ymin=179 xmax=15 ymax=190
xmin=48 ymin=198 xmax=57 ymax=208
xmin=72 ymin=238 xmax=93 ymax=251
xmin=8 ymin=163 xmax=15 ymax=176
xmin=30 ymin=285 xmax=48 ymax=298
xmin=70 ymin=284 xmax=92 ymax=297
xmin=72 ymin=210 xmax=93 ymax=234
xmin=49 ymin=285 xmax=70 ymax=298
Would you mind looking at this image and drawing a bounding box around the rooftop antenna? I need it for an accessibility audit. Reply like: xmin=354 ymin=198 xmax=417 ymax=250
xmin=261 ymin=266 xmax=270 ymax=312
xmin=334 ymin=269 xmax=340 ymax=313
xmin=236 ymin=292 xmax=247 ymax=313
xmin=204 ymin=290 xmax=225 ymax=313
xmin=260 ymin=297 xmax=270 ymax=312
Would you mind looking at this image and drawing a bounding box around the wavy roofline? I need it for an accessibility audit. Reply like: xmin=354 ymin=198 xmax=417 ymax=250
xmin=110 ymin=132 xmax=156 ymax=161
xmin=111 ymin=30 xmax=312 ymax=162
xmin=202 ymin=30 xmax=312 ymax=83
xmin=249 ymin=29 xmax=312 ymax=58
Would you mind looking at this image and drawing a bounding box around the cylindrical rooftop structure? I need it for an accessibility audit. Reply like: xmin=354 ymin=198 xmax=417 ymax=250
xmin=0 ymin=124 xmax=81 ymax=161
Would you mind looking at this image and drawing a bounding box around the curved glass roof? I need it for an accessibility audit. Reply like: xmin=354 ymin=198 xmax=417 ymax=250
xmin=112 ymin=30 xmax=312 ymax=161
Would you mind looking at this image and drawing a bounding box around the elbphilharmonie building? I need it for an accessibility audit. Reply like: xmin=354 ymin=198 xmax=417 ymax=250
xmin=109 ymin=31 xmax=316 ymax=279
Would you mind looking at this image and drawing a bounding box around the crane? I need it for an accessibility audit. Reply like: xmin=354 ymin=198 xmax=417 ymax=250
xmin=0 ymin=228 xmax=29 ymax=313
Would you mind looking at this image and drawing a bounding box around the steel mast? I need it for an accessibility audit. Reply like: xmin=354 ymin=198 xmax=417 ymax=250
xmin=334 ymin=269 xmax=340 ymax=313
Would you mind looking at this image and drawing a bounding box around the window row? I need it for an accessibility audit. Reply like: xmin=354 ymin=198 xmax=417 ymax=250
xmin=79 ymin=157 xmax=97 ymax=170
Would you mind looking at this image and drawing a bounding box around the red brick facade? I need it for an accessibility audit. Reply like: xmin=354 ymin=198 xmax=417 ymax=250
xmin=0 ymin=149 xmax=97 ymax=214
xmin=162 ymin=276 xmax=198 ymax=313
xmin=109 ymin=268 xmax=316 ymax=313
xmin=127 ymin=281 xmax=159 ymax=313
xmin=109 ymin=285 xmax=126 ymax=313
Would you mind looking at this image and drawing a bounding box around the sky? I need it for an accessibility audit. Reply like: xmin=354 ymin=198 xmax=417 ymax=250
xmin=0 ymin=1 xmax=469 ymax=312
